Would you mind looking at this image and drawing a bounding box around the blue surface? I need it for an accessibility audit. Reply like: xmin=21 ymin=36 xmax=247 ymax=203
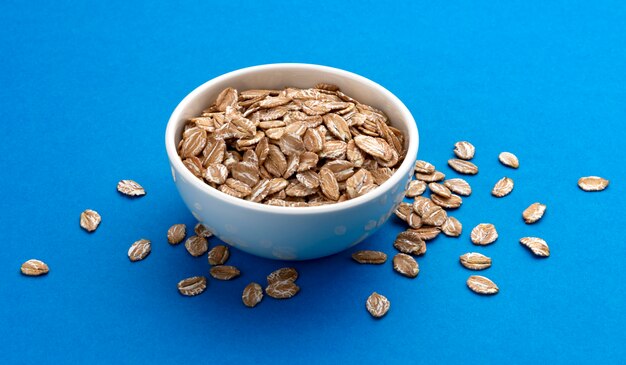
xmin=1 ymin=0 xmax=625 ymax=363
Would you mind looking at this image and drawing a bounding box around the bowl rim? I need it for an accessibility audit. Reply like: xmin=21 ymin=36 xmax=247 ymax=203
xmin=165 ymin=63 xmax=419 ymax=215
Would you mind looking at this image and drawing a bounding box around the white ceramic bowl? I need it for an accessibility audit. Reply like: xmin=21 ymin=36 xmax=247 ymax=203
xmin=165 ymin=64 xmax=418 ymax=260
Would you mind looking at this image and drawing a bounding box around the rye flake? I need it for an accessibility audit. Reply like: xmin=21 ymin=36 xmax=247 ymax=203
xmin=177 ymin=276 xmax=207 ymax=296
xmin=242 ymin=282 xmax=264 ymax=307
xmin=448 ymin=159 xmax=478 ymax=175
xmin=21 ymin=259 xmax=49 ymax=276
xmin=443 ymin=178 xmax=471 ymax=196
xmin=210 ymin=265 xmax=241 ymax=280
xmin=470 ymin=224 xmax=498 ymax=245
xmin=522 ymin=202 xmax=546 ymax=224
xmin=117 ymin=180 xmax=146 ymax=197
xmin=128 ymin=239 xmax=151 ymax=262
xmin=467 ymin=275 xmax=499 ymax=295
xmin=366 ymin=292 xmax=390 ymax=318
xmin=352 ymin=250 xmax=388 ymax=264
xmin=393 ymin=253 xmax=419 ymax=278
xmin=459 ymin=253 xmax=492 ymax=270
xmin=167 ymin=224 xmax=186 ymax=244
xmin=80 ymin=209 xmax=101 ymax=232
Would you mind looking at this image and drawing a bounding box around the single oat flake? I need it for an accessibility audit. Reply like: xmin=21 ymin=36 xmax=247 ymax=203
xmin=242 ymin=282 xmax=264 ymax=308
xmin=470 ymin=224 xmax=498 ymax=245
xmin=366 ymin=292 xmax=390 ymax=318
xmin=428 ymin=182 xmax=451 ymax=198
xmin=117 ymin=180 xmax=146 ymax=197
xmin=431 ymin=193 xmax=463 ymax=209
xmin=177 ymin=276 xmax=207 ymax=296
xmin=80 ymin=209 xmax=101 ymax=232
xmin=195 ymin=222 xmax=213 ymax=238
xmin=410 ymin=226 xmax=441 ymax=241
xmin=448 ymin=159 xmax=478 ymax=175
xmin=492 ymin=177 xmax=514 ymax=197
xmin=453 ymin=141 xmax=475 ymax=160
xmin=210 ymin=265 xmax=241 ymax=280
xmin=21 ymin=259 xmax=49 ymax=276
xmin=459 ymin=253 xmax=492 ymax=270
xmin=185 ymin=236 xmax=208 ymax=257
xmin=522 ymin=203 xmax=546 ymax=224
xmin=441 ymin=217 xmax=462 ymax=237
xmin=265 ymin=280 xmax=300 ymax=299
xmin=128 ymin=239 xmax=151 ymax=262
xmin=578 ymin=176 xmax=609 ymax=191
xmin=405 ymin=180 xmax=427 ymax=197
xmin=394 ymin=230 xmax=427 ymax=255
xmin=167 ymin=224 xmax=186 ymax=244
xmin=414 ymin=160 xmax=435 ymax=174
xmin=498 ymin=152 xmax=519 ymax=169
xmin=520 ymin=237 xmax=550 ymax=257
xmin=393 ymin=253 xmax=419 ymax=278
xmin=414 ymin=171 xmax=445 ymax=182
xmin=352 ymin=250 xmax=387 ymax=264
xmin=444 ymin=178 xmax=472 ymax=196
xmin=267 ymin=267 xmax=298 ymax=284
xmin=208 ymin=245 xmax=230 ymax=265
xmin=467 ymin=275 xmax=499 ymax=295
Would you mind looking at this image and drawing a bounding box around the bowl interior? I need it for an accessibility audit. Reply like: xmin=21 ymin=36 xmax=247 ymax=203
xmin=166 ymin=63 xmax=419 ymax=213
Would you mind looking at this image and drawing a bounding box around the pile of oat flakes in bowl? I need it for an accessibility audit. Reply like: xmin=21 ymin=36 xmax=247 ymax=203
xmin=176 ymin=84 xmax=407 ymax=206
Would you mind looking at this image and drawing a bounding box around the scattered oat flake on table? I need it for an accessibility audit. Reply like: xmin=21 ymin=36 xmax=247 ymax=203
xmin=394 ymin=230 xmax=426 ymax=255
xmin=128 ymin=239 xmax=151 ymax=262
xmin=210 ymin=265 xmax=241 ymax=280
xmin=405 ymin=180 xmax=427 ymax=197
xmin=444 ymin=178 xmax=472 ymax=196
xmin=414 ymin=160 xmax=435 ymax=174
xmin=208 ymin=245 xmax=230 ymax=265
xmin=523 ymin=203 xmax=546 ymax=224
xmin=394 ymin=202 xmax=413 ymax=221
xmin=406 ymin=212 xmax=422 ymax=229
xmin=410 ymin=226 xmax=441 ymax=241
xmin=366 ymin=292 xmax=390 ymax=318
xmin=265 ymin=280 xmax=300 ymax=299
xmin=393 ymin=253 xmax=419 ymax=278
xmin=421 ymin=205 xmax=447 ymax=227
xmin=431 ymin=193 xmax=463 ymax=209
xmin=467 ymin=275 xmax=499 ymax=295
xmin=453 ymin=141 xmax=475 ymax=160
xmin=428 ymin=182 xmax=451 ymax=198
xmin=459 ymin=253 xmax=492 ymax=270
xmin=177 ymin=276 xmax=207 ymax=296
xmin=448 ymin=159 xmax=478 ymax=175
xmin=470 ymin=224 xmax=498 ymax=245
xmin=578 ymin=176 xmax=609 ymax=191
xmin=498 ymin=152 xmax=519 ymax=168
xmin=117 ymin=180 xmax=146 ymax=197
xmin=352 ymin=250 xmax=387 ymax=264
xmin=492 ymin=177 xmax=514 ymax=197
xmin=414 ymin=171 xmax=445 ymax=182
xmin=20 ymin=259 xmax=49 ymax=276
xmin=167 ymin=224 xmax=186 ymax=244
xmin=520 ymin=237 xmax=550 ymax=257
xmin=267 ymin=267 xmax=298 ymax=284
xmin=184 ymin=235 xmax=208 ymax=257
xmin=242 ymin=282 xmax=264 ymax=308
xmin=80 ymin=209 xmax=101 ymax=232
xmin=441 ymin=217 xmax=462 ymax=237
xmin=194 ymin=223 xmax=213 ymax=238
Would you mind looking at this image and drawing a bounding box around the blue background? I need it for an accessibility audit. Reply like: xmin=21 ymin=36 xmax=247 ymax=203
xmin=1 ymin=0 xmax=624 ymax=363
